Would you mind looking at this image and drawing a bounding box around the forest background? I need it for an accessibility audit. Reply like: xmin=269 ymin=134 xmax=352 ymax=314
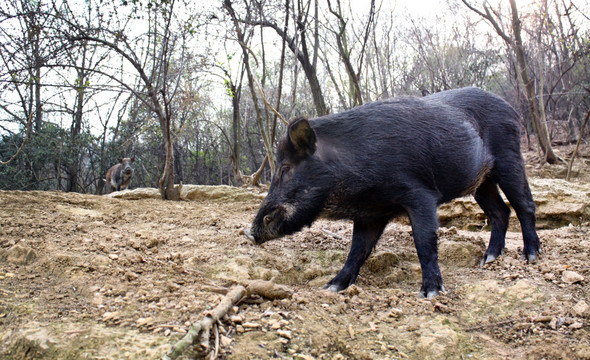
xmin=1 ymin=0 xmax=588 ymax=198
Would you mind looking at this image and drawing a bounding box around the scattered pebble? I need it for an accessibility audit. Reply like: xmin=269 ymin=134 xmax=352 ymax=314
xmin=388 ymin=308 xmax=404 ymax=318
xmin=230 ymin=314 xmax=243 ymax=323
xmin=562 ymin=270 xmax=584 ymax=284
xmin=242 ymin=322 xmax=261 ymax=329
xmin=277 ymin=329 xmax=292 ymax=339
xmin=220 ymin=335 xmax=232 ymax=347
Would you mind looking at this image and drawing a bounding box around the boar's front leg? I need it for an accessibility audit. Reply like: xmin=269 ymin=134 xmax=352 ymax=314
xmin=406 ymin=195 xmax=444 ymax=298
xmin=324 ymin=217 xmax=389 ymax=292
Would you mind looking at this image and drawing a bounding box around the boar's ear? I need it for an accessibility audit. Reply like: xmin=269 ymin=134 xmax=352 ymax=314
xmin=288 ymin=116 xmax=316 ymax=156
xmin=130 ymin=157 xmax=135 ymax=163
xmin=118 ymin=158 xmax=123 ymax=163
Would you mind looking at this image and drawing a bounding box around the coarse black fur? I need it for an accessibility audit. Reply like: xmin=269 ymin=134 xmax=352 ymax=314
xmin=248 ymin=87 xmax=540 ymax=298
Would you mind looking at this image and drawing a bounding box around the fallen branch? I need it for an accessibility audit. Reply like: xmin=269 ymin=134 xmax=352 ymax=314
xmin=160 ymin=280 xmax=293 ymax=360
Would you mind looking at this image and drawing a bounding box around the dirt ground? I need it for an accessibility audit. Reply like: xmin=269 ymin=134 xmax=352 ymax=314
xmin=1 ymin=146 xmax=590 ymax=360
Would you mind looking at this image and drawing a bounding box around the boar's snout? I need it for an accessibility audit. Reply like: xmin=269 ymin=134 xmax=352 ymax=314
xmin=247 ymin=206 xmax=286 ymax=245
xmin=243 ymin=228 xmax=257 ymax=244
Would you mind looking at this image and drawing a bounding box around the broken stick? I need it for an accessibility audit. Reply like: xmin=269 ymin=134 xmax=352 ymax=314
xmin=160 ymin=280 xmax=293 ymax=360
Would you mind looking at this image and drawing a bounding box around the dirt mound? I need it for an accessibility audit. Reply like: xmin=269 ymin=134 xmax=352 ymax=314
xmin=1 ymin=181 xmax=589 ymax=359
xmin=108 ymin=185 xmax=265 ymax=202
xmin=438 ymin=178 xmax=590 ymax=230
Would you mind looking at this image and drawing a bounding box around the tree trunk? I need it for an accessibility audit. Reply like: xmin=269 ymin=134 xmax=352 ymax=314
xmin=68 ymin=64 xmax=87 ymax=193
xmin=509 ymin=0 xmax=558 ymax=164
xmin=224 ymin=0 xmax=276 ymax=176
xmin=242 ymin=0 xmax=327 ymax=116
xmin=159 ymin=116 xmax=180 ymax=200
xmin=230 ymin=81 xmax=242 ymax=185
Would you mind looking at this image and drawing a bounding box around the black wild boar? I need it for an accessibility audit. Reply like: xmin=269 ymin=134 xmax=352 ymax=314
xmin=246 ymin=87 xmax=541 ymax=298
xmin=105 ymin=157 xmax=135 ymax=193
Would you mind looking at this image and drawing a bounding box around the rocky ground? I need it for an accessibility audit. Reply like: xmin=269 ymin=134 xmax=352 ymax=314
xmin=1 ymin=146 xmax=590 ymax=360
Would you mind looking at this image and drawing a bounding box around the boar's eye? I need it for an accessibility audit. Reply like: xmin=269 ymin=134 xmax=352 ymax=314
xmin=279 ymin=165 xmax=290 ymax=180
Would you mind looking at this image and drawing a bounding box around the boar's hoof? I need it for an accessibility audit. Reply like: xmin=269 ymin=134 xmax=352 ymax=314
xmin=322 ymin=283 xmax=343 ymax=293
xmin=520 ymin=250 xmax=540 ymax=263
xmin=327 ymin=284 xmax=341 ymax=293
xmin=480 ymin=253 xmax=498 ymax=267
xmin=322 ymin=283 xmax=346 ymax=293
xmin=419 ymin=285 xmax=445 ymax=299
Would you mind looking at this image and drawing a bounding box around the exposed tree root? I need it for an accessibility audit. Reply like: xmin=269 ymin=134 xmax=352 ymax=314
xmin=160 ymin=280 xmax=293 ymax=360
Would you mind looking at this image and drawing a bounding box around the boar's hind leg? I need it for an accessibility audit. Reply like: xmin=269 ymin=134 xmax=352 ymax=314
xmin=497 ymin=169 xmax=541 ymax=262
xmin=324 ymin=217 xmax=389 ymax=292
xmin=406 ymin=196 xmax=444 ymax=298
xmin=474 ymin=179 xmax=510 ymax=265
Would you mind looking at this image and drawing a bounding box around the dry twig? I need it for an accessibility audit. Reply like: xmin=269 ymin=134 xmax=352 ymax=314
xmin=160 ymin=280 xmax=293 ymax=360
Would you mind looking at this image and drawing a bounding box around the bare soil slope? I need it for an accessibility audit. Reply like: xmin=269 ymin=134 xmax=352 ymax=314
xmin=1 ymin=152 xmax=590 ymax=360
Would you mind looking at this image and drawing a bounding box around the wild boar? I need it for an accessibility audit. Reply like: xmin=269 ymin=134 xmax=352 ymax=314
xmin=246 ymin=87 xmax=540 ymax=298
xmin=105 ymin=157 xmax=134 ymax=193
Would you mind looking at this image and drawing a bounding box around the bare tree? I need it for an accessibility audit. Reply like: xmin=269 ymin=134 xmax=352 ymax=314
xmin=325 ymin=0 xmax=375 ymax=108
xmin=0 ymin=0 xmax=55 ymax=184
xmin=238 ymin=0 xmax=328 ymax=116
xmin=462 ymin=0 xmax=558 ymax=164
xmin=65 ymin=0 xmax=196 ymax=199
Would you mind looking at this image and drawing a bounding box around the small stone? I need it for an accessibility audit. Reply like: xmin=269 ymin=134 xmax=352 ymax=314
xmin=236 ymin=325 xmax=245 ymax=333
xmin=534 ymin=315 xmax=553 ymax=323
xmin=513 ymin=323 xmax=531 ymax=330
xmin=102 ymin=311 xmax=121 ymax=321
xmin=220 ymin=335 xmax=232 ymax=347
xmin=343 ymin=284 xmax=361 ymax=297
xmin=572 ymin=300 xmax=589 ymax=317
xmin=347 ymin=325 xmax=355 ymax=338
xmin=5 ymin=245 xmax=37 ymax=265
xmin=544 ymin=273 xmax=555 ymax=281
xmin=125 ymin=271 xmax=139 ymax=281
xmin=388 ymin=308 xmax=404 ymax=318
xmin=167 ymin=282 xmax=181 ymax=292
xmin=293 ymin=355 xmax=315 ymax=360
xmin=172 ymin=326 xmax=186 ymax=334
xmin=277 ymin=329 xmax=292 ymax=339
xmin=569 ymin=322 xmax=583 ymax=329
xmin=562 ymin=270 xmax=584 ymax=284
xmin=230 ymin=315 xmax=243 ymax=323
xmin=108 ymin=253 xmax=119 ymax=260
xmin=243 ymin=322 xmax=261 ymax=329
xmin=269 ymin=319 xmax=281 ymax=330
xmin=136 ymin=317 xmax=154 ymax=327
